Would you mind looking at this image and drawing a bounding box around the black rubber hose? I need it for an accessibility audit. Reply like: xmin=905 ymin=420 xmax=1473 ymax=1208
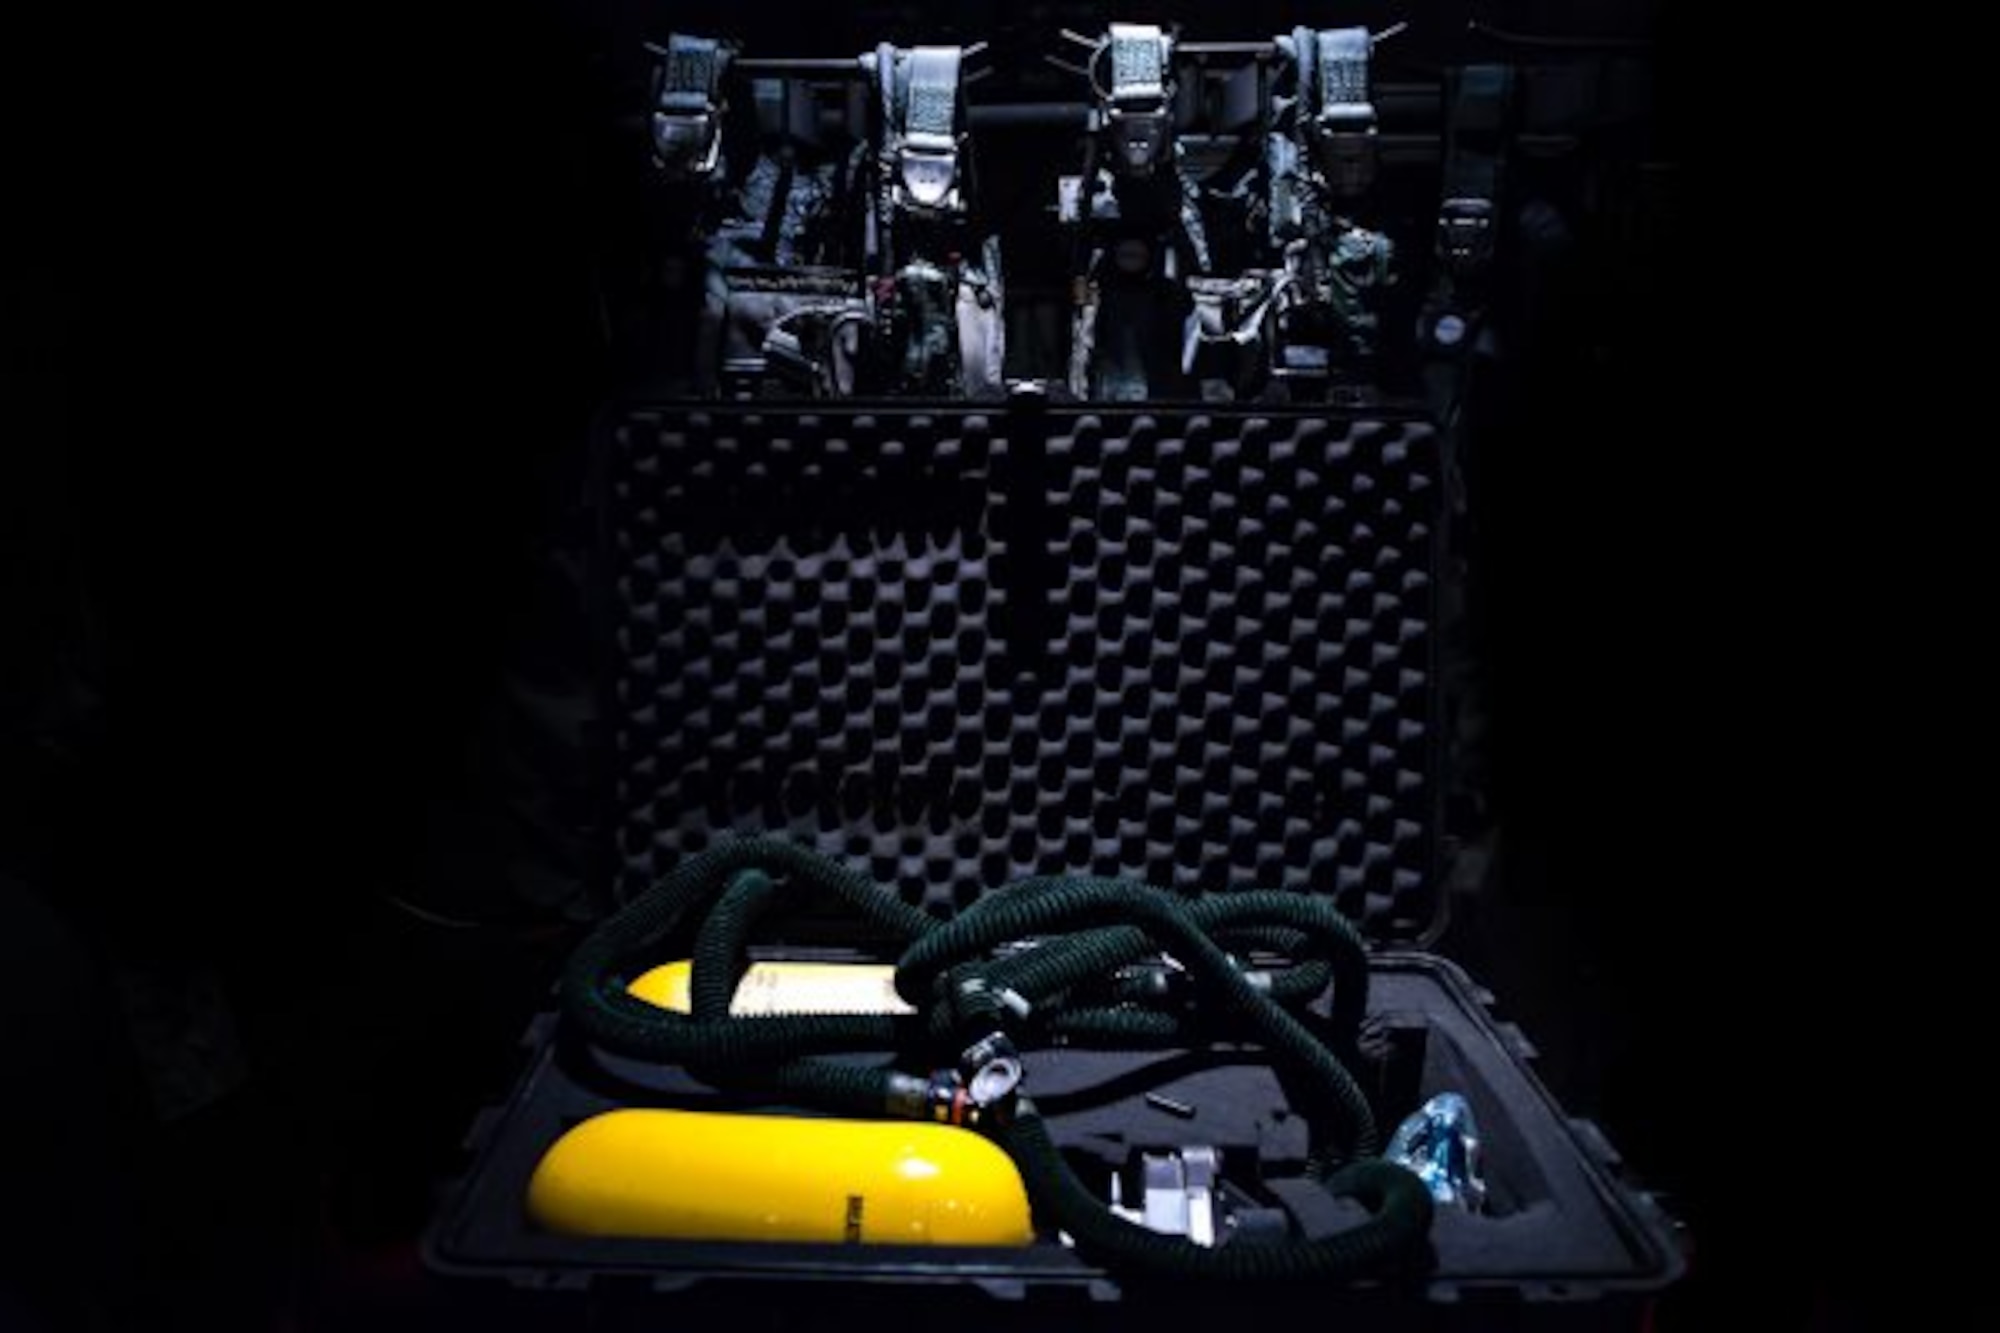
xmin=1185 ymin=893 xmax=1371 ymax=1039
xmin=563 ymin=839 xmax=924 ymax=1095
xmin=1042 ymin=1008 xmax=1186 ymax=1043
xmin=981 ymin=918 xmax=1335 ymax=1031
xmin=897 ymin=877 xmax=1379 ymax=1157
xmin=903 ymin=884 xmax=1369 ymax=1036
xmin=569 ymin=853 xmax=1367 ymax=1145
xmin=677 ymin=866 xmax=930 ymax=1114
xmin=689 ymin=868 xmax=782 ymax=1018
xmin=560 ymin=840 xmax=1429 ymax=1276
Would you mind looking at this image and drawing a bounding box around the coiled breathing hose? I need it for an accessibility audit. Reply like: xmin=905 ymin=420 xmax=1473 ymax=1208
xmin=562 ymin=836 xmax=1433 ymax=1278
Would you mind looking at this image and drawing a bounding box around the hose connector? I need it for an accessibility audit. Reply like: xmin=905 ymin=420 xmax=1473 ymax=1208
xmin=925 ymin=1069 xmax=1013 ymax=1128
xmin=885 ymin=1038 xmax=1021 ymax=1129
xmin=958 ymin=1031 xmax=1024 ymax=1110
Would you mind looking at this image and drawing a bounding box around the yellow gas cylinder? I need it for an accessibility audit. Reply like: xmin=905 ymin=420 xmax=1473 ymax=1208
xmin=625 ymin=959 xmax=913 ymax=1015
xmin=527 ymin=1108 xmax=1035 ymax=1246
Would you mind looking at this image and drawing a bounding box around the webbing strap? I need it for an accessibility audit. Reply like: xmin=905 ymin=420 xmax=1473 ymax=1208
xmin=1108 ymin=23 xmax=1167 ymax=104
xmin=1438 ymin=64 xmax=1514 ymax=278
xmin=904 ymin=46 xmax=962 ymax=139
xmin=658 ymin=34 xmax=723 ymax=112
xmin=1315 ymin=28 xmax=1372 ymax=126
xmin=1302 ymin=26 xmax=1376 ymax=197
xmin=892 ymin=46 xmax=965 ymax=214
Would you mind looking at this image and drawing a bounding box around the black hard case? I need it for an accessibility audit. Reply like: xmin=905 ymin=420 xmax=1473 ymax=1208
xmin=424 ymin=400 xmax=1682 ymax=1326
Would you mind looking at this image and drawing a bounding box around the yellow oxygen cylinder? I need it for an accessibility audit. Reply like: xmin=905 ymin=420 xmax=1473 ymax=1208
xmin=527 ymin=1108 xmax=1035 ymax=1246
xmin=626 ymin=959 xmax=913 ymax=1015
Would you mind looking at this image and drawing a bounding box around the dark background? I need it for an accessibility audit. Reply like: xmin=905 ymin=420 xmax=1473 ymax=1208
xmin=3 ymin=2 xmax=1864 ymax=1329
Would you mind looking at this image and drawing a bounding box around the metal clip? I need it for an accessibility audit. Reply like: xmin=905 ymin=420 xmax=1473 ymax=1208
xmin=1310 ymin=111 xmax=1377 ymax=196
xmin=1438 ymin=197 xmax=1496 ymax=277
xmin=1107 ymin=104 xmax=1172 ymax=177
xmin=919 ymin=1068 xmax=1015 ymax=1129
xmin=652 ymin=112 xmax=721 ymax=178
xmin=1108 ymin=1147 xmax=1221 ymax=1247
xmin=958 ymin=1031 xmax=1024 ymax=1110
xmin=895 ymin=135 xmax=962 ymax=214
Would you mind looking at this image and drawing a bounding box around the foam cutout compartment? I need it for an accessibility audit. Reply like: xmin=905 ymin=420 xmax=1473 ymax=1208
xmin=423 ymin=400 xmax=1682 ymax=1326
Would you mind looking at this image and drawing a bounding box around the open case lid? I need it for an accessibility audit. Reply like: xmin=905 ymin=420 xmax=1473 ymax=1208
xmin=597 ymin=397 xmax=1444 ymax=945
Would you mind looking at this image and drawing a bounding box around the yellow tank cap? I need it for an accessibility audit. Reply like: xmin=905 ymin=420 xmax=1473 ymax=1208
xmin=527 ymin=1108 xmax=1035 ymax=1247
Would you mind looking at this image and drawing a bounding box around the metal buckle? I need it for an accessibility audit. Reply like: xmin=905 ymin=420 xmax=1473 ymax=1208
xmin=958 ymin=1032 xmax=1024 ymax=1110
xmin=1310 ymin=105 xmax=1376 ymax=195
xmin=894 ymin=132 xmax=962 ymax=214
xmin=1106 ymin=100 xmax=1172 ymax=176
xmin=1438 ymin=197 xmax=1495 ymax=277
xmin=1108 ymin=1148 xmax=1223 ymax=1247
xmin=652 ymin=110 xmax=721 ymax=178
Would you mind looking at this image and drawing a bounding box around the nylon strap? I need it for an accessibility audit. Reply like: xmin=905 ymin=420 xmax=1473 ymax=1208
xmin=658 ymin=34 xmax=723 ymax=113
xmin=892 ymin=46 xmax=965 ymax=214
xmin=1314 ymin=28 xmax=1372 ymax=125
xmin=1108 ymin=23 xmax=1167 ymax=103
xmin=1437 ymin=64 xmax=1513 ymax=278
xmin=1303 ymin=26 xmax=1376 ymax=197
xmin=904 ymin=46 xmax=961 ymax=139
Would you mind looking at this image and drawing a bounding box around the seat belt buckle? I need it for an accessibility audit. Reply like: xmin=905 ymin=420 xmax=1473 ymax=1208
xmin=652 ymin=107 xmax=723 ymax=179
xmin=1311 ymin=104 xmax=1377 ymax=196
xmin=1437 ymin=197 xmax=1496 ymax=278
xmin=1106 ymin=96 xmax=1173 ymax=176
xmin=894 ymin=131 xmax=963 ymax=215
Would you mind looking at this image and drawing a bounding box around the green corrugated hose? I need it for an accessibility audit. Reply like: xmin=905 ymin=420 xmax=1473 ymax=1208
xmin=562 ymin=836 xmax=1433 ymax=1278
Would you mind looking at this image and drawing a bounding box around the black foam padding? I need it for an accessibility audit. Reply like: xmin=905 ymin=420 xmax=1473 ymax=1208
xmin=606 ymin=404 xmax=1441 ymax=937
